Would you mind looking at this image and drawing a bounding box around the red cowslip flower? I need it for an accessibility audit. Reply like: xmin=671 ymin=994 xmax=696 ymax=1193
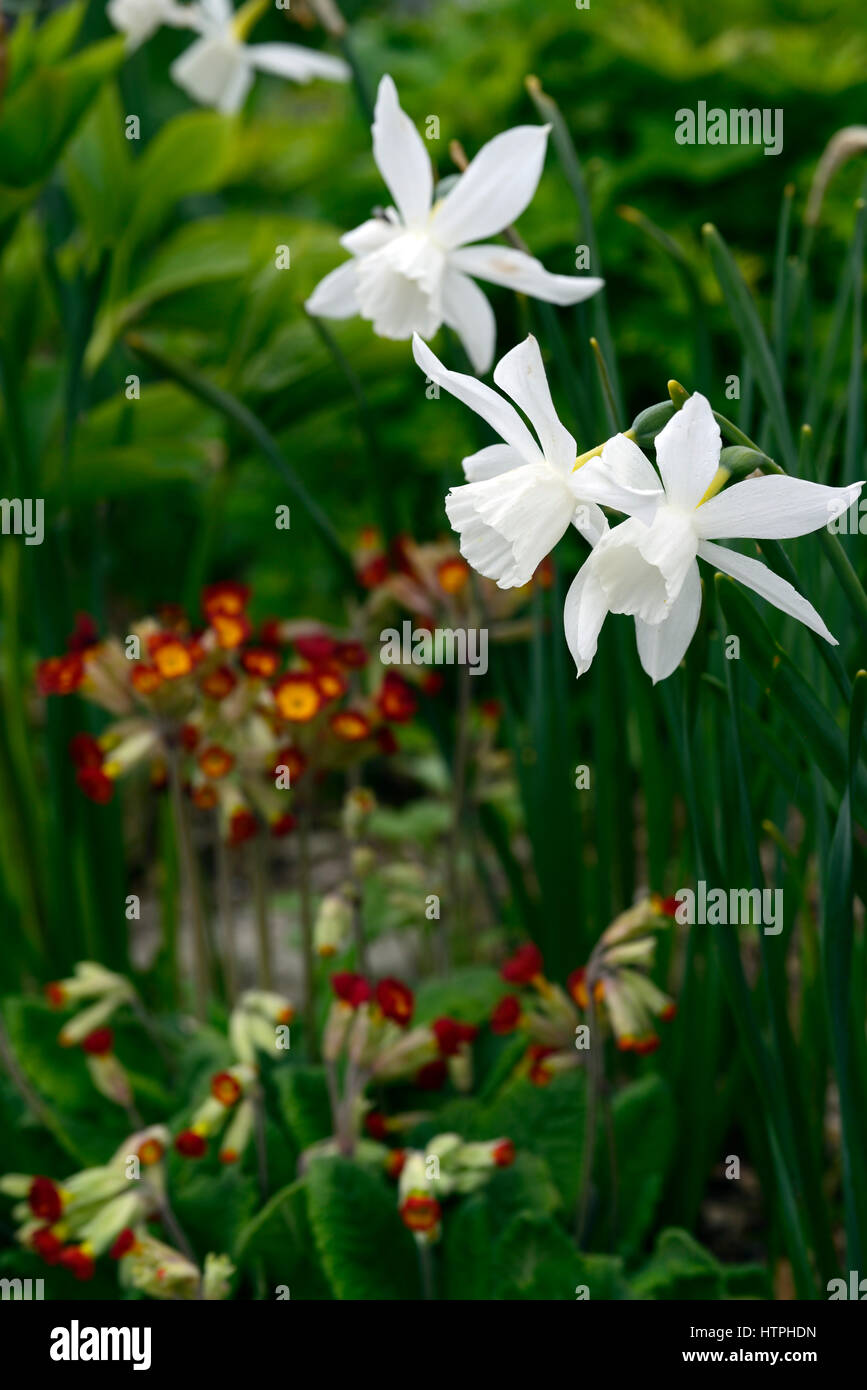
xmin=59 ymin=1244 xmax=95 ymax=1281
xmin=365 ymin=1111 xmax=389 ymax=1142
xmin=431 ymin=1017 xmax=478 ymax=1056
xmin=436 ymin=556 xmax=469 ymax=595
xmin=527 ymin=1043 xmax=557 ymax=1086
xmin=331 ymin=972 xmax=372 ymax=1008
xmin=415 ymin=1058 xmax=448 ymax=1090
xmin=479 ymin=698 xmax=502 ymax=725
xmin=109 ymin=1227 xmax=138 ymax=1260
xmin=32 ymin=1227 xmax=64 ymax=1264
xmin=660 ymin=1001 xmax=677 ymax=1022
xmin=491 ymin=995 xmax=522 ymax=1035
xmin=375 ymin=726 xmax=398 ymax=756
xmin=211 ymin=611 xmax=252 ymax=650
xmin=294 ymin=633 xmax=338 ymax=664
xmin=241 ymin=647 xmax=280 ymax=679
xmin=501 ymin=943 xmax=544 ymax=986
xmin=67 ymin=613 xmax=100 ymax=652
xmin=76 ymin=766 xmax=114 ymax=803
xmin=273 ymin=745 xmax=306 ymax=783
xmin=131 ymin=664 xmax=163 ymax=695
xmin=200 ymin=666 xmax=237 ymax=700
xmin=202 ymin=581 xmax=249 ymax=619
xmin=492 ymin=1139 xmax=516 ymax=1168
xmin=273 ymin=672 xmax=322 ymax=723
xmin=358 ymin=554 xmax=389 ymax=588
xmin=389 ymin=534 xmax=414 ymax=575
xmin=385 ymin=1149 xmax=407 ymax=1180
xmin=375 ymin=978 xmax=414 ymax=1027
xmin=657 ymin=895 xmax=680 ymax=918
xmin=259 ymin=618 xmax=284 ymax=647
xmin=175 ymin=1129 xmax=208 ymax=1158
xmin=330 ymin=710 xmax=372 ymax=742
xmin=228 ymin=808 xmax=258 ymax=845
xmin=376 ymin=673 xmax=417 ymax=723
xmin=211 ymin=1071 xmax=242 ymax=1107
xmin=156 ymin=602 xmax=188 ymax=632
xmin=148 ymin=633 xmax=195 ymax=680
xmin=192 ymin=784 xmax=217 ymax=810
xmin=631 ymin=1034 xmax=661 ymax=1056
xmin=81 ymin=1027 xmax=114 ymax=1056
xmin=68 ymin=733 xmax=103 ymax=768
xmin=313 ymin=663 xmax=349 ymax=702
xmin=198 ymin=744 xmax=235 ymax=779
xmin=29 ymin=1177 xmax=63 ymax=1224
xmin=137 ymin=1136 xmax=164 ymax=1166
xmin=37 ymin=653 xmax=84 ymax=695
xmin=44 ymin=982 xmax=66 ymax=1009
xmin=270 ymin=812 xmax=296 ymax=837
xmin=179 ymin=723 xmax=199 ymax=751
xmin=567 ymin=968 xmax=605 ymax=1010
xmin=399 ymin=1193 xmax=441 ymax=1234
xmin=336 ymin=640 xmax=367 ymax=669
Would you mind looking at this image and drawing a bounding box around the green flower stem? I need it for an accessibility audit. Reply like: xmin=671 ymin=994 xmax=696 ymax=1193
xmin=250 ymin=835 xmax=273 ymax=993
xmin=167 ymin=750 xmax=210 ymax=1020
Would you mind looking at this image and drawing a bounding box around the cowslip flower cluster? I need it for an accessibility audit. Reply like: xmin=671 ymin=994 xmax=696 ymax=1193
xmin=0 ymin=1125 xmax=233 ymax=1298
xmin=395 ymin=1133 xmax=516 ymax=1243
xmin=44 ymin=962 xmax=138 ymax=1109
xmin=36 ymin=584 xmax=420 ymax=843
xmin=319 ymin=970 xmax=481 ymax=1155
xmin=491 ymin=898 xmax=678 ymax=1077
xmin=107 ymin=0 xmax=349 ymax=114
xmin=175 ymin=990 xmax=293 ymax=1162
xmin=307 ymin=75 xmax=602 ymax=372
xmin=413 ymin=335 xmax=863 ymax=682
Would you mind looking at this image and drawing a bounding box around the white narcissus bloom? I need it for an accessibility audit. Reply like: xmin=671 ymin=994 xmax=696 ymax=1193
xmin=413 ymin=332 xmax=609 ymax=587
xmin=107 ymin=0 xmax=194 ymax=49
xmin=306 ymin=75 xmax=604 ymax=373
xmin=170 ymin=0 xmax=350 ymax=116
xmin=564 ymin=392 xmax=863 ymax=683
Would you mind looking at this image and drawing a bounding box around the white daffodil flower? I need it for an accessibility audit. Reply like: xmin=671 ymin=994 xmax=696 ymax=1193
xmin=306 ymin=75 xmax=604 ymax=373
xmin=413 ymin=333 xmax=609 ymax=587
xmin=564 ymin=392 xmax=863 ymax=683
xmin=107 ymin=0 xmax=194 ymax=49
xmin=169 ymin=0 xmax=350 ymax=116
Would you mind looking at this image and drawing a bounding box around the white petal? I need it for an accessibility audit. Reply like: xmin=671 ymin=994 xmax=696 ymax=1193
xmin=411 ymin=335 xmax=543 ymax=466
xmin=171 ymin=36 xmax=252 ymax=114
xmin=461 ymin=445 xmax=524 ymax=482
xmin=371 ymin=75 xmax=433 ymax=228
xmin=588 ymin=516 xmax=672 ymax=624
xmin=441 ymin=270 xmax=496 ymax=374
xmin=340 ymin=217 xmax=400 ymax=257
xmin=492 ymin=335 xmax=575 ymax=471
xmin=695 ymin=476 xmax=864 ymax=541
xmin=431 ymin=125 xmax=550 ymax=250
xmin=304 ymin=260 xmax=359 ymax=319
xmin=450 ymin=243 xmax=604 ymax=306
xmin=564 ymin=562 xmax=610 ymax=677
xmin=445 ymin=463 xmax=577 ymax=588
xmin=192 ymin=0 xmax=232 ymax=30
xmin=573 ymin=503 xmax=609 ymax=547
xmin=247 ymin=43 xmax=350 ymax=85
xmin=634 ymin=560 xmax=702 ymax=683
xmin=654 ymin=392 xmax=721 ymax=510
xmin=636 ymin=505 xmax=699 ymax=601
xmin=574 ymin=433 xmax=664 ymax=519
xmin=698 ymin=539 xmax=837 ymax=643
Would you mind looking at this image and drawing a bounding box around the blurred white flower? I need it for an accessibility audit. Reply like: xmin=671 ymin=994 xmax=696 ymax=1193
xmin=169 ymin=0 xmax=350 ymax=115
xmin=565 ymin=392 xmax=863 ymax=683
xmin=107 ymin=0 xmax=194 ymax=49
xmin=306 ymin=75 xmax=604 ymax=372
xmin=413 ymin=333 xmax=608 ymax=587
